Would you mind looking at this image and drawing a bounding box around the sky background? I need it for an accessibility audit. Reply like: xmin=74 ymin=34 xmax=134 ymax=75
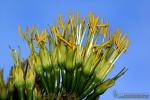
xmin=0 ymin=0 xmax=150 ymax=100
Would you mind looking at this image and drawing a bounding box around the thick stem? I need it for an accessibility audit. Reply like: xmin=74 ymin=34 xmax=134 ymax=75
xmin=73 ymin=68 xmax=82 ymax=93
xmin=39 ymin=74 xmax=49 ymax=93
xmin=80 ymin=82 xmax=96 ymax=99
xmin=83 ymin=75 xmax=95 ymax=92
xmin=18 ymin=87 xmax=24 ymax=100
xmin=54 ymin=68 xmax=60 ymax=94
xmin=86 ymin=91 xmax=99 ymax=100
xmin=77 ymin=75 xmax=87 ymax=96
xmin=66 ymin=71 xmax=73 ymax=91
xmin=27 ymin=89 xmax=33 ymax=100
xmin=71 ymin=69 xmax=77 ymax=92
xmin=9 ymin=91 xmax=13 ymax=100
xmin=46 ymin=71 xmax=52 ymax=93
xmin=50 ymin=69 xmax=55 ymax=92
xmin=61 ymin=69 xmax=66 ymax=89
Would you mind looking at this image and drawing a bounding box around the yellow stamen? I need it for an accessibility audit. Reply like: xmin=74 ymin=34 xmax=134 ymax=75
xmin=52 ymin=26 xmax=59 ymax=43
xmin=93 ymin=40 xmax=111 ymax=50
xmin=18 ymin=25 xmax=23 ymax=39
xmin=77 ymin=11 xmax=81 ymax=23
xmin=100 ymin=19 xmax=108 ymax=38
xmin=71 ymin=15 xmax=75 ymax=28
xmin=24 ymin=27 xmax=29 ymax=41
xmin=36 ymin=33 xmax=47 ymax=46
xmin=57 ymin=36 xmax=74 ymax=49
xmin=125 ymin=39 xmax=130 ymax=50
xmin=59 ymin=15 xmax=64 ymax=28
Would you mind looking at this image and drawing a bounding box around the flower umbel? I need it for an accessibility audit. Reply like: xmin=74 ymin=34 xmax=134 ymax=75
xmin=0 ymin=12 xmax=129 ymax=100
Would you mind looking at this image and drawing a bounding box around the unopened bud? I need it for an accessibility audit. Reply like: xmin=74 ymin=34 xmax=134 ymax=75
xmin=66 ymin=47 xmax=75 ymax=71
xmin=74 ymin=46 xmax=82 ymax=67
xmin=51 ymin=46 xmax=58 ymax=68
xmin=95 ymin=79 xmax=115 ymax=95
xmin=39 ymin=47 xmax=52 ymax=70
xmin=8 ymin=78 xmax=14 ymax=92
xmin=58 ymin=44 xmax=66 ymax=68
xmin=83 ymin=52 xmax=97 ymax=76
xmin=0 ymin=86 xmax=7 ymax=99
xmin=29 ymin=53 xmax=43 ymax=75
xmin=33 ymin=85 xmax=42 ymax=99
xmin=95 ymin=62 xmax=114 ymax=83
xmin=13 ymin=66 xmax=24 ymax=88
xmin=25 ymin=67 xmax=35 ymax=90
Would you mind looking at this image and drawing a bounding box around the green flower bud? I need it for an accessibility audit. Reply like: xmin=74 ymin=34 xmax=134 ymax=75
xmin=108 ymin=49 xmax=118 ymax=63
xmin=0 ymin=86 xmax=7 ymax=99
xmin=58 ymin=44 xmax=66 ymax=68
xmin=51 ymin=46 xmax=58 ymax=68
xmin=39 ymin=46 xmax=52 ymax=70
xmin=29 ymin=53 xmax=43 ymax=75
xmin=94 ymin=62 xmax=114 ymax=83
xmin=74 ymin=46 xmax=83 ymax=67
xmin=66 ymin=47 xmax=75 ymax=71
xmin=95 ymin=79 xmax=115 ymax=95
xmin=25 ymin=67 xmax=35 ymax=90
xmin=13 ymin=66 xmax=24 ymax=88
xmin=86 ymin=79 xmax=115 ymax=99
xmin=8 ymin=78 xmax=14 ymax=93
xmin=83 ymin=52 xmax=97 ymax=76
xmin=33 ymin=85 xmax=42 ymax=99
xmin=33 ymin=87 xmax=37 ymax=98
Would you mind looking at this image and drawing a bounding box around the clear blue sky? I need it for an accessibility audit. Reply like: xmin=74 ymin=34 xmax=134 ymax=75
xmin=0 ymin=0 xmax=150 ymax=100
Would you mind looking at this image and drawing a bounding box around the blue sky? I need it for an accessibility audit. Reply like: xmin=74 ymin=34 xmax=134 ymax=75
xmin=0 ymin=0 xmax=150 ymax=99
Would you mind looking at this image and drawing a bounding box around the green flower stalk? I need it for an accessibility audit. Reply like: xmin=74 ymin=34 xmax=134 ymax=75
xmin=51 ymin=45 xmax=61 ymax=93
xmin=0 ymin=12 xmax=129 ymax=100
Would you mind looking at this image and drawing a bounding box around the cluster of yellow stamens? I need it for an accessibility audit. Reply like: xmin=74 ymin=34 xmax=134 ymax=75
xmin=9 ymin=12 xmax=129 ymax=99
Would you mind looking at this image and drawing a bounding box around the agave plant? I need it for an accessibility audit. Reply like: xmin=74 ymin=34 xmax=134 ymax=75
xmin=0 ymin=12 xmax=129 ymax=100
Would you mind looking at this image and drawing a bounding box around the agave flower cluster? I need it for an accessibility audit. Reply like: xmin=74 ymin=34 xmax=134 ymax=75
xmin=0 ymin=12 xmax=129 ymax=100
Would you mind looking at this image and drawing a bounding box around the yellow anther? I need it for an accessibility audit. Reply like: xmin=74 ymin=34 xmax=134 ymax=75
xmin=125 ymin=39 xmax=130 ymax=50
xmin=18 ymin=25 xmax=23 ymax=39
xmin=59 ymin=15 xmax=64 ymax=29
xmin=51 ymin=26 xmax=60 ymax=43
xmin=36 ymin=33 xmax=47 ymax=46
xmin=77 ymin=11 xmax=81 ymax=23
xmin=100 ymin=19 xmax=108 ymax=38
xmin=93 ymin=40 xmax=111 ymax=49
xmin=57 ymin=36 xmax=74 ymax=49
xmin=71 ymin=15 xmax=75 ymax=28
